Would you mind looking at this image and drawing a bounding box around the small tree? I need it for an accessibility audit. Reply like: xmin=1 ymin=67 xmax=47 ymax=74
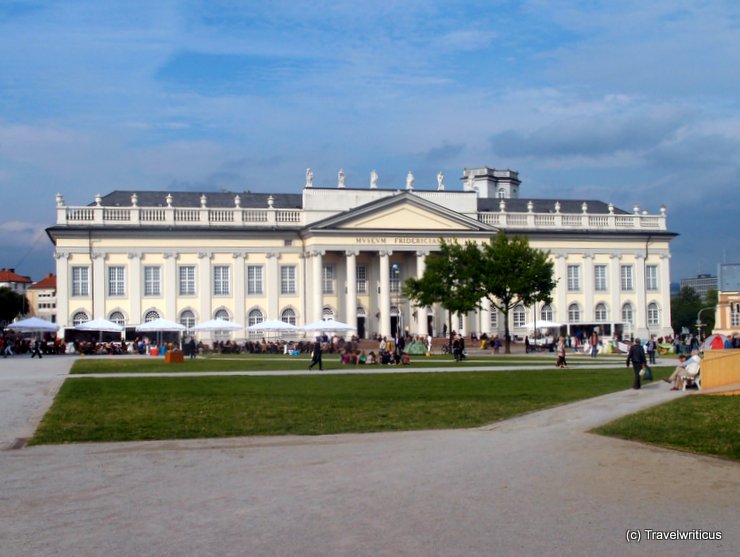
xmin=476 ymin=232 xmax=556 ymax=354
xmin=0 ymin=287 xmax=27 ymax=325
xmin=403 ymin=239 xmax=481 ymax=352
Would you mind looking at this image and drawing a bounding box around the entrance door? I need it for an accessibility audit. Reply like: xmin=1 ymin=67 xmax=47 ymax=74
xmin=357 ymin=316 xmax=366 ymax=339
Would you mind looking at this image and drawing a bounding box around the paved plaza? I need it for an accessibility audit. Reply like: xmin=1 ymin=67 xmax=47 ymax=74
xmin=1 ymin=355 xmax=738 ymax=557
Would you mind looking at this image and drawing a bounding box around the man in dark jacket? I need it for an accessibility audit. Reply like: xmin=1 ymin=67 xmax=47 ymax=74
xmin=308 ymin=337 xmax=323 ymax=371
xmin=626 ymin=338 xmax=647 ymax=389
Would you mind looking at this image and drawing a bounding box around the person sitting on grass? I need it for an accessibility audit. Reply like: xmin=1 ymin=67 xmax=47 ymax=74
xmin=367 ymin=351 xmax=377 ymax=365
xmin=665 ymin=350 xmax=701 ymax=390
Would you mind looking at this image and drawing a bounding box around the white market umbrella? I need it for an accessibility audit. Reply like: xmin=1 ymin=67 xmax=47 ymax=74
xmin=523 ymin=320 xmax=563 ymax=330
xmin=301 ymin=318 xmax=356 ymax=334
xmin=75 ymin=318 xmax=124 ymax=333
xmin=135 ymin=318 xmax=186 ymax=333
xmin=247 ymin=319 xmax=299 ymax=333
xmin=6 ymin=316 xmax=59 ymax=333
xmin=135 ymin=318 xmax=186 ymax=349
xmin=190 ymin=318 xmax=243 ymax=332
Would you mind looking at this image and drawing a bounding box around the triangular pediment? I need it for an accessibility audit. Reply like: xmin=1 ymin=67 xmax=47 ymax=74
xmin=308 ymin=192 xmax=493 ymax=232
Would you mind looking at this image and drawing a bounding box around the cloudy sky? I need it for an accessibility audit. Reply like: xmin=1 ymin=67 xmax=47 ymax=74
xmin=1 ymin=0 xmax=739 ymax=283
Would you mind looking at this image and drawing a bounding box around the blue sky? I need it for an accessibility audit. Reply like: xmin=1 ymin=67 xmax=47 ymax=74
xmin=1 ymin=0 xmax=739 ymax=283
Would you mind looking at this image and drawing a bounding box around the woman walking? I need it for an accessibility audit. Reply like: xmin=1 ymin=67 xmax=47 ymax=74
xmin=555 ymin=336 xmax=568 ymax=368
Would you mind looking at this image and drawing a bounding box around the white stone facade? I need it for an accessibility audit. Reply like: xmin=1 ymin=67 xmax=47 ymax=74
xmin=47 ymin=167 xmax=676 ymax=341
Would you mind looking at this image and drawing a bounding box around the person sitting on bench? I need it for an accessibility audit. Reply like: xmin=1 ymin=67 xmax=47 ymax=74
xmin=665 ymin=349 xmax=700 ymax=390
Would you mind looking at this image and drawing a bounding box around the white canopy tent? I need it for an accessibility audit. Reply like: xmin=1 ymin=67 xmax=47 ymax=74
xmin=190 ymin=319 xmax=243 ymax=332
xmin=6 ymin=316 xmax=60 ymax=333
xmin=301 ymin=318 xmax=356 ymax=335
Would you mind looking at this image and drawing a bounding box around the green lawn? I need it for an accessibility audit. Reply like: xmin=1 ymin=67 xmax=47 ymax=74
xmin=31 ymin=366 xmax=651 ymax=444
xmin=593 ymin=395 xmax=740 ymax=461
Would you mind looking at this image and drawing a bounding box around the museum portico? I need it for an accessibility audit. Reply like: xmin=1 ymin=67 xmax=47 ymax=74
xmin=47 ymin=167 xmax=676 ymax=341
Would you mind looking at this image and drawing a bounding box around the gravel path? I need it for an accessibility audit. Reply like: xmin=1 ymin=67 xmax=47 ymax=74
xmin=1 ymin=355 xmax=737 ymax=557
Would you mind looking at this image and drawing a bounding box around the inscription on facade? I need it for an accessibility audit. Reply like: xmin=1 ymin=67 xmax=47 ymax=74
xmin=356 ymin=237 xmax=445 ymax=245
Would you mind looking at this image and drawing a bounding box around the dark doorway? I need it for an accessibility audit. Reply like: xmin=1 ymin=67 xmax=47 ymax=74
xmin=357 ymin=316 xmax=366 ymax=339
xmin=391 ymin=316 xmax=399 ymax=338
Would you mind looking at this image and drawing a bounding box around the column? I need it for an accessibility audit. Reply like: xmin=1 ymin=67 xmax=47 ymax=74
xmin=415 ymin=251 xmax=427 ymax=336
xmin=54 ymin=251 xmax=70 ymax=329
xmin=582 ymin=254 xmax=594 ymax=324
xmin=266 ymin=252 xmax=279 ymax=320
xmin=345 ymin=250 xmax=358 ymax=331
xmin=480 ymin=298 xmax=491 ymax=336
xmin=128 ymin=252 xmax=141 ymax=324
xmin=635 ymin=254 xmax=646 ymax=336
xmin=92 ymin=251 xmax=105 ymax=319
xmin=198 ymin=252 xmax=212 ymax=322
xmin=232 ymin=253 xmax=246 ymax=327
xmin=659 ymin=254 xmax=672 ymax=336
xmin=555 ymin=255 xmax=567 ymax=324
xmin=379 ymin=250 xmax=391 ymax=338
xmin=311 ymin=250 xmax=324 ymax=322
xmin=163 ymin=252 xmax=178 ymax=320
xmin=610 ymin=254 xmax=621 ymax=337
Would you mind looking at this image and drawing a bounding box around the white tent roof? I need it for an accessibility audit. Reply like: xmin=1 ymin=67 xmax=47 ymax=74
xmin=6 ymin=316 xmax=59 ymax=332
xmin=75 ymin=318 xmax=124 ymax=332
xmin=135 ymin=318 xmax=186 ymax=332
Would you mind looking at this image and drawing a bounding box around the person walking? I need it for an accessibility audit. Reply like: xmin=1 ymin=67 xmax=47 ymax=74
xmin=30 ymin=337 xmax=43 ymax=359
xmin=308 ymin=337 xmax=323 ymax=371
xmin=555 ymin=336 xmax=568 ymax=368
xmin=626 ymin=338 xmax=647 ymax=389
xmin=590 ymin=331 xmax=599 ymax=358
xmin=646 ymin=336 xmax=657 ymax=365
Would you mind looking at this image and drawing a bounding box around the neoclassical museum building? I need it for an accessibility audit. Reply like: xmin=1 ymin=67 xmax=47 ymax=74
xmin=47 ymin=166 xmax=676 ymax=341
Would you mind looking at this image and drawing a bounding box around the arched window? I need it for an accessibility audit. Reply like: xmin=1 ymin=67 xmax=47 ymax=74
xmin=390 ymin=306 xmax=399 ymax=317
xmin=568 ymin=303 xmax=581 ymax=323
xmin=248 ymin=309 xmax=264 ymax=327
xmin=621 ymin=303 xmax=634 ymax=325
xmin=144 ymin=310 xmax=160 ymax=322
xmin=180 ymin=310 xmax=195 ymax=329
xmin=513 ymin=305 xmax=526 ymax=328
xmin=497 ymin=188 xmax=506 ymax=198
xmin=281 ymin=308 xmax=296 ymax=325
xmin=72 ymin=311 xmax=89 ymax=326
xmin=322 ymin=306 xmax=334 ymax=320
xmin=214 ymin=309 xmax=230 ymax=321
xmin=647 ymin=302 xmax=660 ymax=327
xmin=594 ymin=303 xmax=608 ymax=322
xmin=109 ymin=311 xmax=125 ymax=326
xmin=540 ymin=304 xmax=553 ymax=322
xmin=356 ymin=306 xmax=367 ymax=318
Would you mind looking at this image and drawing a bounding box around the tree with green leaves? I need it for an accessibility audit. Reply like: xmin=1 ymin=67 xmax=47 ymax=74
xmin=403 ymin=239 xmax=482 ymax=351
xmin=0 ymin=287 xmax=27 ymax=325
xmin=671 ymin=286 xmax=715 ymax=337
xmin=475 ymin=232 xmax=557 ymax=354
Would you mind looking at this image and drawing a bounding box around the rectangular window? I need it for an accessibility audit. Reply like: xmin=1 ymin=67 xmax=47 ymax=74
xmin=390 ymin=264 xmax=401 ymax=293
xmin=489 ymin=310 xmax=498 ymax=329
xmin=356 ymin=265 xmax=367 ymax=294
xmin=567 ymin=265 xmax=581 ymax=291
xmin=179 ymin=266 xmax=196 ymax=296
xmin=71 ymin=266 xmax=89 ymax=297
xmin=646 ymin=265 xmax=659 ymax=291
xmin=620 ymin=265 xmax=633 ymax=291
xmin=247 ymin=265 xmax=263 ymax=295
xmin=144 ymin=266 xmax=161 ymax=296
xmin=280 ymin=266 xmax=296 ymax=295
xmin=323 ymin=264 xmax=335 ymax=294
xmin=594 ymin=264 xmax=607 ymax=291
xmin=732 ymin=307 xmax=740 ymax=327
xmin=108 ymin=266 xmax=125 ymax=296
xmin=214 ymin=266 xmax=231 ymax=296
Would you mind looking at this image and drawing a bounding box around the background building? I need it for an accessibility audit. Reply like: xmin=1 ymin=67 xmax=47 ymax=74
xmin=47 ymin=166 xmax=676 ymax=342
xmin=679 ymin=273 xmax=718 ymax=301
xmin=0 ymin=268 xmax=32 ymax=295
xmin=714 ymin=263 xmax=740 ymax=337
xmin=27 ymin=273 xmax=57 ymax=323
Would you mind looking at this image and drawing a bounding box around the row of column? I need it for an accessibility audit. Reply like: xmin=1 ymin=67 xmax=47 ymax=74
xmin=306 ymin=249 xmax=430 ymax=338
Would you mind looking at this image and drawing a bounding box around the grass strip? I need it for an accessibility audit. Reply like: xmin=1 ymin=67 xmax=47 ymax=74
xmin=32 ymin=368 xmax=645 ymax=444
xmin=69 ymin=355 xmax=623 ymax=374
xmin=593 ymin=395 xmax=740 ymax=460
